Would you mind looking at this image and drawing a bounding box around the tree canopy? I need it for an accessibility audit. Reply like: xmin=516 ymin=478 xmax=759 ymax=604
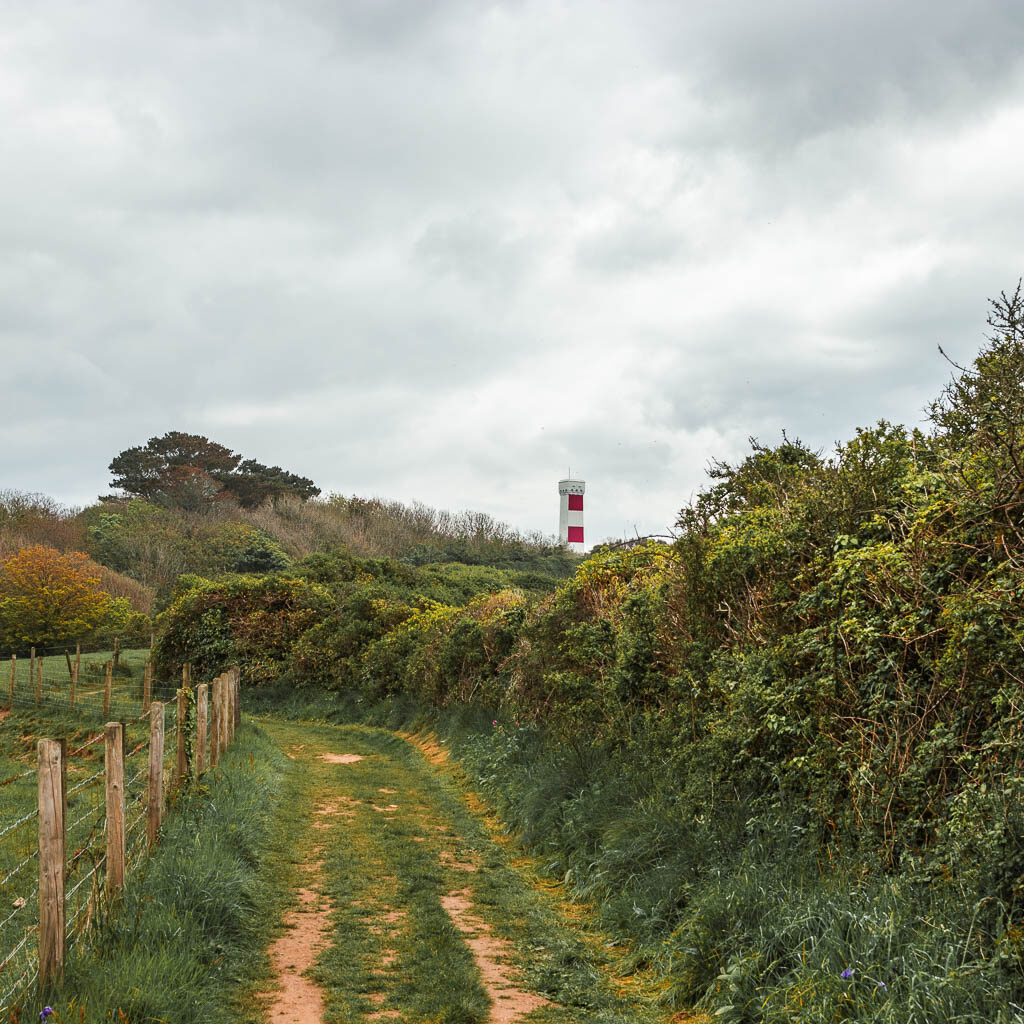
xmin=108 ymin=431 xmax=320 ymax=510
xmin=0 ymin=545 xmax=113 ymax=646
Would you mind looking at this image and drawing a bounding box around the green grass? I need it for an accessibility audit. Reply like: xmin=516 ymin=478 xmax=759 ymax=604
xmin=5 ymin=701 xmax=689 ymax=1023
xmin=6 ymin=722 xmax=292 ymax=1024
xmin=18 ymin=684 xmax=1007 ymax=1024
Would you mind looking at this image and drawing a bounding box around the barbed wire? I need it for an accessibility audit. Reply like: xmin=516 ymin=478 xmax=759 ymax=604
xmin=0 ymin=959 xmax=39 ymax=1016
xmin=3 ymin=636 xmax=153 ymax=660
xmin=0 ymin=930 xmax=32 ymax=974
xmin=0 ymin=765 xmax=36 ymax=789
xmin=67 ymin=854 xmax=105 ymax=906
xmin=0 ymin=881 xmax=35 ymax=934
xmin=67 ymin=768 xmax=105 ymax=799
xmin=0 ymin=850 xmax=37 ymax=890
xmin=126 ymin=764 xmax=147 ymax=792
xmin=0 ymin=931 xmax=35 ymax=986
xmin=0 ymin=657 xmax=237 ymax=1015
xmin=67 ymin=733 xmax=106 ymax=758
xmin=0 ymin=807 xmax=39 ymax=844
xmin=65 ymin=799 xmax=105 ymax=839
xmin=0 ymin=921 xmax=38 ymax=1018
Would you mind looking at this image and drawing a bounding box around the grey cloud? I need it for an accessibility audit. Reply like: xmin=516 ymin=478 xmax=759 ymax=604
xmin=413 ymin=215 xmax=535 ymax=289
xmin=576 ymin=216 xmax=683 ymax=274
xmin=645 ymin=0 xmax=1024 ymax=151
xmin=2 ymin=0 xmax=1023 ymax=545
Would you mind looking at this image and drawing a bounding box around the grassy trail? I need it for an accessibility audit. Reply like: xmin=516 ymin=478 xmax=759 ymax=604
xmin=254 ymin=716 xmax=699 ymax=1024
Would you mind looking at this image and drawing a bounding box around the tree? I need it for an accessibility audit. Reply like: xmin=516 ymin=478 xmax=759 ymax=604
xmin=109 ymin=432 xmax=240 ymax=506
xmin=0 ymin=545 xmax=113 ymax=647
xmin=107 ymin=432 xmax=320 ymax=510
xmin=229 ymin=459 xmax=320 ymax=508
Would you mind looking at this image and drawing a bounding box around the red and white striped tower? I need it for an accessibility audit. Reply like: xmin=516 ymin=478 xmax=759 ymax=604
xmin=558 ymin=478 xmax=585 ymax=553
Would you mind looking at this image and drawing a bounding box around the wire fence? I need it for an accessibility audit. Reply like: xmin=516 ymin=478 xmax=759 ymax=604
xmin=0 ymin=662 xmax=191 ymax=1017
xmin=4 ymin=638 xmax=180 ymax=722
xmin=4 ymin=634 xmax=153 ymax=663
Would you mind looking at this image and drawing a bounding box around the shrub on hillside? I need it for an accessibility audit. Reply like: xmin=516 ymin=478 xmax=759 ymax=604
xmin=0 ymin=489 xmax=87 ymax=555
xmin=202 ymin=522 xmax=292 ymax=574
xmin=359 ymin=589 xmax=528 ymax=705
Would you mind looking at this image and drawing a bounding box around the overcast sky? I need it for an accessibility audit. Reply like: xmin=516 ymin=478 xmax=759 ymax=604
xmin=2 ymin=0 xmax=1023 ymax=544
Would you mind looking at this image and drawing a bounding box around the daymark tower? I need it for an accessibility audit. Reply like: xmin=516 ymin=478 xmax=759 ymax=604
xmin=558 ymin=478 xmax=585 ymax=553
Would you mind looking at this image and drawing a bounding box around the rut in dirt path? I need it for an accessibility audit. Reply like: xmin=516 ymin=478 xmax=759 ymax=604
xmin=261 ymin=793 xmax=341 ymax=1024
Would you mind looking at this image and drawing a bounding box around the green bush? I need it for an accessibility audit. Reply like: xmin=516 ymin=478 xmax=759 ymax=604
xmin=153 ymin=573 xmax=331 ymax=682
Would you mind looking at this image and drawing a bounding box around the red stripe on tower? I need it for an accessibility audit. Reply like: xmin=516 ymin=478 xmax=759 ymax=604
xmin=567 ymin=526 xmax=584 ymax=543
xmin=568 ymin=494 xmax=583 ymax=511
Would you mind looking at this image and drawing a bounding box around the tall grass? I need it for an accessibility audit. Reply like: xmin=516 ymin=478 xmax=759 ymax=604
xmin=9 ymin=724 xmax=289 ymax=1024
xmin=453 ymin=719 xmax=1024 ymax=1023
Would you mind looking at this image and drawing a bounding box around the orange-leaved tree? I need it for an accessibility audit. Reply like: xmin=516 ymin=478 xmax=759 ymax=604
xmin=0 ymin=545 xmax=113 ymax=648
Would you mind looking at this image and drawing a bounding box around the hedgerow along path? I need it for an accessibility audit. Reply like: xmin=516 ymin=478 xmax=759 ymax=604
xmin=252 ymin=717 xmax=703 ymax=1024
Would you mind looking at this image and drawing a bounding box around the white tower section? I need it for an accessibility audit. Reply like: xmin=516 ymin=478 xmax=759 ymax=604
xmin=558 ymin=478 xmax=585 ymax=553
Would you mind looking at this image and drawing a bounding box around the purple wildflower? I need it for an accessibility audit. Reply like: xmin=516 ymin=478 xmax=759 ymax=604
xmin=40 ymin=1009 xmax=54 ymax=1021
xmin=841 ymin=968 xmax=854 ymax=979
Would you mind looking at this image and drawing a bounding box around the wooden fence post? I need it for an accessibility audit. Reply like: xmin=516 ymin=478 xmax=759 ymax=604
xmin=182 ymin=662 xmax=191 ymax=689
xmin=225 ymin=675 xmax=234 ymax=747
xmin=218 ymin=674 xmax=227 ymax=757
xmin=38 ymin=739 xmax=66 ymax=988
xmin=64 ymin=650 xmax=73 ymax=682
xmin=104 ymin=661 xmax=113 ymax=717
xmin=220 ymin=675 xmax=230 ymax=755
xmin=175 ymin=688 xmax=187 ymax=785
xmin=8 ymin=653 xmax=14 ymax=708
xmin=35 ymin=653 xmax=42 ymax=706
xmin=112 ymin=637 xmax=120 ymax=673
xmin=220 ymin=674 xmax=229 ymax=755
xmin=70 ymin=656 xmax=77 ymax=710
xmin=209 ymin=677 xmax=220 ymax=769
xmin=143 ymin=661 xmax=152 ymax=714
xmin=104 ymin=722 xmax=125 ymax=895
xmin=196 ymin=683 xmax=208 ymax=775
xmin=147 ymin=702 xmax=164 ymax=850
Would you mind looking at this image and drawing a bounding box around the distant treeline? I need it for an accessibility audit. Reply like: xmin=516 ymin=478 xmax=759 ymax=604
xmin=0 ymin=486 xmax=577 ymax=616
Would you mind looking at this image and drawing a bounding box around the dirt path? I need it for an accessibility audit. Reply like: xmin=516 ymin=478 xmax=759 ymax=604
xmin=256 ymin=718 xmax=688 ymax=1024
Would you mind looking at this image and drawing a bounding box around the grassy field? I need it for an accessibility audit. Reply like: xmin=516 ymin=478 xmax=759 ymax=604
xmin=4 ymin=646 xmax=179 ymax=721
